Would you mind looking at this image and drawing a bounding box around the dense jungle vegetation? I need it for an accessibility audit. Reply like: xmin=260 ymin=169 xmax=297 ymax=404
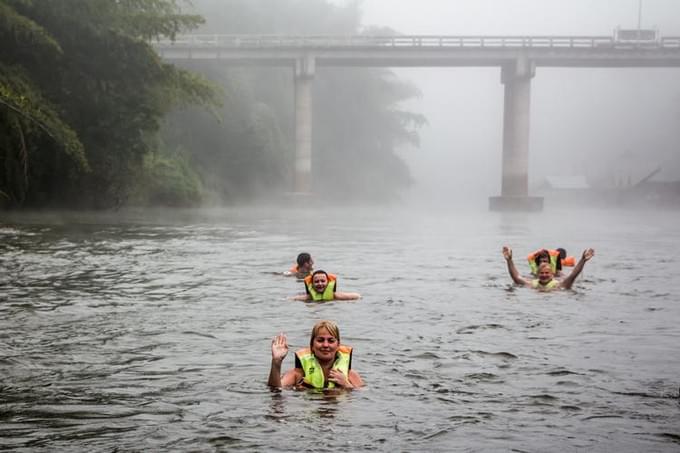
xmin=0 ymin=0 xmax=424 ymax=208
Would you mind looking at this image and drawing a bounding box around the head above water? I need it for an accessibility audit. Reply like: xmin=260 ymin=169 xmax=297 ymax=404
xmin=535 ymin=249 xmax=551 ymax=265
xmin=296 ymin=252 xmax=313 ymax=272
xmin=311 ymin=270 xmax=329 ymax=293
xmin=309 ymin=320 xmax=340 ymax=349
xmin=537 ymin=262 xmax=554 ymax=283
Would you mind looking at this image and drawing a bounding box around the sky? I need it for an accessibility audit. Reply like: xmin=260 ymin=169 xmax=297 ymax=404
xmin=331 ymin=0 xmax=680 ymax=205
xmin=356 ymin=0 xmax=680 ymax=36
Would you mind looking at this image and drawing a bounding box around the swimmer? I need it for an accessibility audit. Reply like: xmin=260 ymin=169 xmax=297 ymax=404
xmin=290 ymin=270 xmax=361 ymax=301
xmin=527 ymin=247 xmax=574 ymax=276
xmin=284 ymin=252 xmax=314 ymax=278
xmin=504 ymin=246 xmax=594 ymax=291
xmin=267 ymin=320 xmax=364 ymax=390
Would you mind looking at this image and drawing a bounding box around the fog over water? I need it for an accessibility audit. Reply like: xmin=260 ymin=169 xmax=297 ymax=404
xmin=343 ymin=0 xmax=680 ymax=206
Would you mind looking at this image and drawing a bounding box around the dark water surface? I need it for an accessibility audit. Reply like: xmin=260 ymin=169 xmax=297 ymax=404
xmin=1 ymin=206 xmax=679 ymax=451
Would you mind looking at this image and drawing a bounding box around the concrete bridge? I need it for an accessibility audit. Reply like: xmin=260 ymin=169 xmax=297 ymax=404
xmin=154 ymin=34 xmax=680 ymax=210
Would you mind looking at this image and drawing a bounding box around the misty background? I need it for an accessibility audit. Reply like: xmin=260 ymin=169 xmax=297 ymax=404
xmin=353 ymin=0 xmax=680 ymax=205
xmin=157 ymin=0 xmax=680 ymax=208
xmin=3 ymin=0 xmax=679 ymax=209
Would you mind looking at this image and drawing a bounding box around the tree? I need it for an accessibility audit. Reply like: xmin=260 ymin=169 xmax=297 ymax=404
xmin=167 ymin=0 xmax=424 ymax=202
xmin=0 ymin=0 xmax=219 ymax=207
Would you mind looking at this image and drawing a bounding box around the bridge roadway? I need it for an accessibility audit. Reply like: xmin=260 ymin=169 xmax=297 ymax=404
xmin=154 ymin=35 xmax=680 ymax=210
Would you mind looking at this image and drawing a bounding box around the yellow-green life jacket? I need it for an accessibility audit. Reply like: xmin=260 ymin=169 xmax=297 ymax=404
xmin=531 ymin=278 xmax=559 ymax=290
xmin=295 ymin=345 xmax=352 ymax=389
xmin=305 ymin=279 xmax=336 ymax=301
xmin=528 ymin=250 xmax=559 ymax=275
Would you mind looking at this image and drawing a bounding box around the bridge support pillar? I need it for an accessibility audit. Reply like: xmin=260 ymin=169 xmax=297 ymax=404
xmin=293 ymin=56 xmax=315 ymax=193
xmin=489 ymin=57 xmax=543 ymax=211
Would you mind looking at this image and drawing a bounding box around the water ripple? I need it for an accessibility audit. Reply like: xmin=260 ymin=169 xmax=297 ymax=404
xmin=1 ymin=208 xmax=680 ymax=451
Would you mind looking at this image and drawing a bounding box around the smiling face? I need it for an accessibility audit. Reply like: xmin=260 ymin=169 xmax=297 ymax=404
xmin=311 ymin=327 xmax=339 ymax=363
xmin=312 ymin=272 xmax=329 ymax=293
xmin=537 ymin=262 xmax=554 ymax=284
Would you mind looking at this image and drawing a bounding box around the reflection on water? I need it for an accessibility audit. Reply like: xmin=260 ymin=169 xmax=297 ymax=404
xmin=1 ymin=206 xmax=680 ymax=451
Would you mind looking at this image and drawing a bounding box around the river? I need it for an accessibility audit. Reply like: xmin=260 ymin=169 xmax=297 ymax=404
xmin=1 ymin=205 xmax=679 ymax=451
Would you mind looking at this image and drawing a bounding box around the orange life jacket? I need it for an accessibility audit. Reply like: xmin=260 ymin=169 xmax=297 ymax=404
xmin=527 ymin=249 xmax=575 ymax=274
xmin=561 ymin=256 xmax=576 ymax=267
xmin=303 ymin=273 xmax=337 ymax=285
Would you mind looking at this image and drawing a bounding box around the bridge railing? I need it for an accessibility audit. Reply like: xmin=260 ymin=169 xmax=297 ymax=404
xmin=154 ymin=34 xmax=680 ymax=49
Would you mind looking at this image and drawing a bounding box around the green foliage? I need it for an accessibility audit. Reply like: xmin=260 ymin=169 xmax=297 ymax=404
xmin=133 ymin=149 xmax=203 ymax=206
xmin=0 ymin=0 xmax=424 ymax=207
xmin=0 ymin=0 xmax=219 ymax=208
xmin=5 ymin=0 xmax=204 ymax=41
xmin=171 ymin=0 xmax=425 ymax=202
xmin=0 ymin=1 xmax=62 ymax=55
xmin=162 ymin=65 xmax=289 ymax=202
xmin=0 ymin=63 xmax=87 ymax=205
xmin=0 ymin=65 xmax=86 ymax=166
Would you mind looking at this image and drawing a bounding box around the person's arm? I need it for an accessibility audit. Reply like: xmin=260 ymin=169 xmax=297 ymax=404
xmin=289 ymin=293 xmax=311 ymax=301
xmin=280 ymin=368 xmax=303 ymax=387
xmin=268 ymin=333 xmax=287 ymax=387
xmin=328 ymin=368 xmax=364 ymax=389
xmin=503 ymin=246 xmax=528 ymax=286
xmin=560 ymin=248 xmax=594 ymax=289
xmin=333 ymin=291 xmax=361 ymax=300
xmin=348 ymin=369 xmax=364 ymax=388
xmin=268 ymin=333 xmax=296 ymax=387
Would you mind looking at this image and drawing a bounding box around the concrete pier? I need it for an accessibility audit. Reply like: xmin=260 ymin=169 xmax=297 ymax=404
xmin=489 ymin=57 xmax=543 ymax=211
xmin=293 ymin=56 xmax=315 ymax=193
xmin=155 ymin=34 xmax=680 ymax=210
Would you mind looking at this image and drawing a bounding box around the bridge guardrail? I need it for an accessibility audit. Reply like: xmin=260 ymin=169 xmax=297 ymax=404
xmin=154 ymin=34 xmax=680 ymax=49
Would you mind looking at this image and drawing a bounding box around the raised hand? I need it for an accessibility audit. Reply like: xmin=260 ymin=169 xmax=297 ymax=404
xmin=502 ymin=246 xmax=513 ymax=261
xmin=271 ymin=333 xmax=289 ymax=362
xmin=582 ymin=248 xmax=595 ymax=261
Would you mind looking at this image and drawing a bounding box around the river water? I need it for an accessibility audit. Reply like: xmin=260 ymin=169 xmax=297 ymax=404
xmin=1 ymin=206 xmax=679 ymax=451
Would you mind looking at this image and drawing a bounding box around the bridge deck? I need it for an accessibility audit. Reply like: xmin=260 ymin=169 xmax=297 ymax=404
xmin=153 ymin=35 xmax=680 ymax=68
xmin=156 ymin=34 xmax=680 ymax=49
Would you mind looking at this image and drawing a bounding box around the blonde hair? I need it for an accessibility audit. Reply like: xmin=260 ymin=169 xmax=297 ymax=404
xmin=310 ymin=320 xmax=340 ymax=348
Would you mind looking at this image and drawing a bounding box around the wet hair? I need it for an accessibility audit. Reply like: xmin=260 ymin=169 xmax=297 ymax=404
xmin=311 ymin=269 xmax=328 ymax=280
xmin=296 ymin=252 xmax=312 ymax=268
xmin=310 ymin=320 xmax=340 ymax=348
xmin=535 ymin=249 xmax=550 ymax=264
xmin=555 ymin=248 xmax=567 ymax=271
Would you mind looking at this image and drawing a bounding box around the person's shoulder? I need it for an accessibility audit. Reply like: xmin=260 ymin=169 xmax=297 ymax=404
xmin=282 ymin=368 xmax=305 ymax=387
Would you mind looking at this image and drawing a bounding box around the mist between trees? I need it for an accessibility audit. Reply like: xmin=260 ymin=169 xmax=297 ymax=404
xmin=0 ymin=0 xmax=424 ymax=209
